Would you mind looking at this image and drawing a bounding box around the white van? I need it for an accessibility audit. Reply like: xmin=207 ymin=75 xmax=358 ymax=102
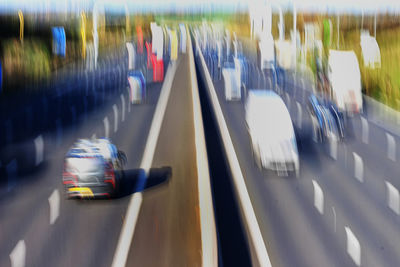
xmin=245 ymin=90 xmax=299 ymax=176
xmin=328 ymin=50 xmax=363 ymax=114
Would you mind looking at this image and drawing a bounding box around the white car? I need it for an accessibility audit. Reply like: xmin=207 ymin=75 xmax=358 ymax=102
xmin=245 ymin=90 xmax=299 ymax=176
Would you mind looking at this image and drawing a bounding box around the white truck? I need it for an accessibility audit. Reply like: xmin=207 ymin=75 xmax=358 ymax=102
xmin=328 ymin=50 xmax=363 ymax=114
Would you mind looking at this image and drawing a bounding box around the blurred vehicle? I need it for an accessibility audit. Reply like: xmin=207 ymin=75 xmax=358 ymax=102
xmin=327 ymin=50 xmax=363 ymax=114
xmin=308 ymin=94 xmax=345 ymax=144
xmin=128 ymin=70 xmax=146 ymax=103
xmin=62 ymin=138 xmax=127 ymax=199
xmin=245 ymin=90 xmax=299 ymax=176
xmin=222 ymin=62 xmax=241 ymax=101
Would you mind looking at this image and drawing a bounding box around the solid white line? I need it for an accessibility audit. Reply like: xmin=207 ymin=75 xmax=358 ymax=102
xmin=194 ymin=35 xmax=272 ymax=267
xmin=113 ymin=104 xmax=118 ymax=133
xmin=103 ymin=117 xmax=109 ymax=138
xmin=10 ymin=240 xmax=26 ymax=267
xmin=345 ymin=226 xmax=361 ymax=266
xmin=48 ymin=189 xmax=60 ymax=225
xmin=385 ymin=181 xmax=400 ymax=215
xmin=111 ymin=58 xmax=179 ymax=267
xmin=34 ymin=135 xmax=44 ymax=166
xmin=187 ymin=28 xmax=218 ymax=267
xmin=312 ymin=180 xmax=324 ymax=214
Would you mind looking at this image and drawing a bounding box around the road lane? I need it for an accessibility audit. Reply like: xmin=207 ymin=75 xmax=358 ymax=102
xmin=0 ymin=67 xmax=167 ymax=267
xmin=125 ymin=51 xmax=207 ymax=267
xmin=195 ymin=34 xmax=400 ymax=266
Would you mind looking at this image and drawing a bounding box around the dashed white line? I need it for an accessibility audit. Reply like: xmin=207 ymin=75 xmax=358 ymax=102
xmin=332 ymin=207 xmax=337 ymax=232
xmin=353 ymin=152 xmax=364 ymax=183
xmin=113 ymin=104 xmax=118 ymax=133
xmin=345 ymin=227 xmax=361 ymax=266
xmin=34 ymin=135 xmax=44 ymax=166
xmin=385 ymin=181 xmax=400 ymax=215
xmin=296 ymin=102 xmax=302 ymax=129
xmin=103 ymin=117 xmax=109 ymax=138
xmin=386 ymin=133 xmax=396 ymax=161
xmin=111 ymin=57 xmax=179 ymax=267
xmin=120 ymin=94 xmax=126 ymax=122
xmin=312 ymin=180 xmax=324 ymax=214
xmin=10 ymin=240 xmax=26 ymax=267
xmin=329 ymin=137 xmax=338 ymax=160
xmin=361 ymin=117 xmax=369 ymax=144
xmin=48 ymin=189 xmax=60 ymax=225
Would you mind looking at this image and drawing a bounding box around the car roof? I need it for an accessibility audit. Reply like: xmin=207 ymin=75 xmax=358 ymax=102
xmin=66 ymin=138 xmax=115 ymax=159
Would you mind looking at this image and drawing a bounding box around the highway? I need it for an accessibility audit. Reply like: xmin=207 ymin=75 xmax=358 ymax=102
xmin=1 ymin=23 xmax=400 ymax=267
xmin=0 ymin=33 xmax=216 ymax=267
xmin=195 ymin=34 xmax=400 ymax=267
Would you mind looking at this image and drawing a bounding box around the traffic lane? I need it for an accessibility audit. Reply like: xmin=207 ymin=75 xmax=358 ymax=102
xmin=211 ymin=79 xmax=352 ymax=267
xmin=0 ymin=80 xmax=164 ymax=267
xmin=26 ymin=82 xmax=165 ymax=267
xmin=126 ymin=54 xmax=202 ymax=267
xmin=214 ymin=67 xmax=400 ymax=266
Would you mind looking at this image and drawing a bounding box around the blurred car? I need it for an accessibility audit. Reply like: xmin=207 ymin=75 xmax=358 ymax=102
xmin=62 ymin=138 xmax=126 ymax=199
xmin=308 ymin=94 xmax=345 ymax=143
xmin=245 ymin=90 xmax=299 ymax=176
xmin=328 ymin=50 xmax=363 ymax=114
xmin=222 ymin=61 xmax=241 ymax=101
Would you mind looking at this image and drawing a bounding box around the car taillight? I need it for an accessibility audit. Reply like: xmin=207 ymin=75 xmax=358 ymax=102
xmin=62 ymin=162 xmax=77 ymax=186
xmin=104 ymin=162 xmax=115 ymax=189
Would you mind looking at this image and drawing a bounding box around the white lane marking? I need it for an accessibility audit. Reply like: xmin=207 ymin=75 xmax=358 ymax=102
xmin=332 ymin=207 xmax=337 ymax=232
xmin=345 ymin=227 xmax=361 ymax=266
xmin=312 ymin=180 xmax=324 ymax=214
xmin=111 ymin=58 xmax=179 ymax=267
xmin=385 ymin=181 xmax=400 ymax=215
xmin=103 ymin=117 xmax=109 ymax=138
xmin=329 ymin=137 xmax=338 ymax=160
xmin=188 ymin=29 xmax=218 ymax=267
xmin=386 ymin=133 xmax=396 ymax=161
xmin=361 ymin=117 xmax=369 ymax=144
xmin=194 ymin=35 xmax=272 ymax=267
xmin=34 ymin=135 xmax=44 ymax=166
xmin=296 ymin=102 xmax=302 ymax=129
xmin=353 ymin=152 xmax=364 ymax=183
xmin=10 ymin=240 xmax=26 ymax=267
xmin=48 ymin=189 xmax=60 ymax=225
xmin=113 ymin=104 xmax=118 ymax=133
xmin=120 ymin=94 xmax=126 ymax=122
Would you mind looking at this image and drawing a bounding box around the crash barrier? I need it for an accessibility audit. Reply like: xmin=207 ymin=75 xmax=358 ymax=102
xmin=193 ymin=32 xmax=273 ymax=267
xmin=127 ymin=70 xmax=146 ymax=103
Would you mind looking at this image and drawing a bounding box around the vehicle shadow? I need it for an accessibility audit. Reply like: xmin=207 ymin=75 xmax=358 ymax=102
xmin=114 ymin=166 xmax=172 ymax=199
